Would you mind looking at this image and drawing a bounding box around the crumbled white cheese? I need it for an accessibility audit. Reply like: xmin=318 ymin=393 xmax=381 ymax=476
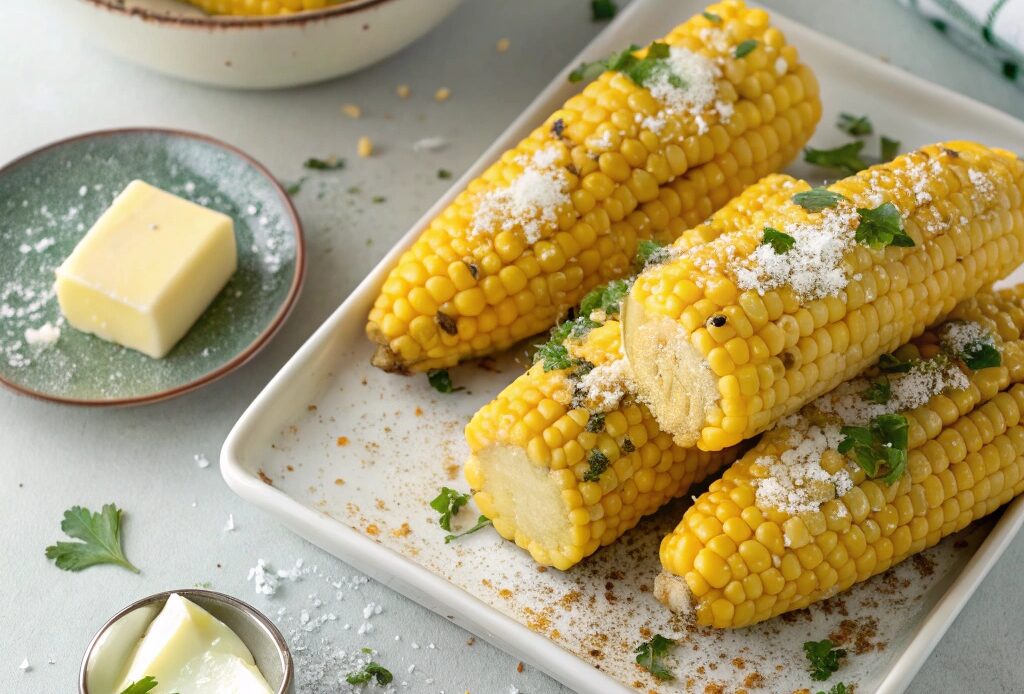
xmin=968 ymin=168 xmax=995 ymax=200
xmin=193 ymin=453 xmax=210 ymax=469
xmin=470 ymin=146 xmax=569 ymax=245
xmin=646 ymin=46 xmax=724 ymax=135
xmin=941 ymin=320 xmax=994 ymax=356
xmin=18 ymin=658 xmax=30 ymax=673
xmin=24 ymin=322 xmax=60 ymax=348
xmin=413 ymin=137 xmax=448 ymax=152
xmin=224 ymin=513 xmax=236 ymax=532
xmin=576 ymin=358 xmax=635 ymax=412
xmin=754 ymin=423 xmax=853 ymax=515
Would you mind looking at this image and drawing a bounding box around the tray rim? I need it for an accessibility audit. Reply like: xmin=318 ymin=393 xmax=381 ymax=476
xmin=221 ymin=2 xmax=1024 ymax=691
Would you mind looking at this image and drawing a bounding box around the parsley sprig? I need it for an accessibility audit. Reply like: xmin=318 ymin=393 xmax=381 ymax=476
xmin=960 ymin=341 xmax=1001 ymax=370
xmin=734 ymin=39 xmax=758 ymax=58
xmin=45 ymin=503 xmax=139 ymax=574
xmin=444 ymin=515 xmax=492 ymax=543
xmin=635 ymin=239 xmax=668 ymax=269
xmin=861 ymin=377 xmax=891 ymax=404
xmin=591 ymin=0 xmax=617 ymax=21
xmin=583 ymin=449 xmax=610 ymax=482
xmin=792 ymin=187 xmax=848 ymax=212
xmin=345 ymin=661 xmax=394 ymax=686
xmin=534 ymin=281 xmax=629 ymax=371
xmin=837 ymin=112 xmax=873 ymax=136
xmin=803 ymin=639 xmax=847 ymax=681
xmin=427 ymin=369 xmax=462 ymax=393
xmin=855 ymin=202 xmax=914 ymax=249
xmin=303 ymin=156 xmax=345 ymax=171
xmin=838 ymin=413 xmax=910 ymax=485
xmin=569 ymin=41 xmax=681 ymax=88
xmin=635 ymin=634 xmax=676 ymax=680
xmin=804 ymin=141 xmax=868 ymax=175
xmin=818 ymin=683 xmax=851 ymax=694
xmin=877 ymin=352 xmax=916 ymax=373
xmin=430 ymin=487 xmax=492 ymax=543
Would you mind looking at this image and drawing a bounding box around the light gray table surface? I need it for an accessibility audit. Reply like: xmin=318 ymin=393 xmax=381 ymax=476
xmin=3 ymin=1 xmax=1023 ymax=692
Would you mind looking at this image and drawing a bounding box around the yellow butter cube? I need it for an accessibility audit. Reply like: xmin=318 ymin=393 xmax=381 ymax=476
xmin=55 ymin=180 xmax=237 ymax=359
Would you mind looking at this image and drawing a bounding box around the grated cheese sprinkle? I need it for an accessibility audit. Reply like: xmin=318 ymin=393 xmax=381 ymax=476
xmin=645 ymin=46 xmax=727 ymax=135
xmin=470 ymin=147 xmax=569 ymax=245
xmin=575 ymin=358 xmax=634 ymax=412
xmin=753 ymin=422 xmax=853 ymax=516
xmin=941 ymin=320 xmax=994 ymax=356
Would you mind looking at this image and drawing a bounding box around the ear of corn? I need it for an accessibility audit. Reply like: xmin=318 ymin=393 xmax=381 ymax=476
xmin=463 ymin=174 xmax=802 ymax=570
xmin=624 ymin=141 xmax=1024 ymax=451
xmin=182 ymin=0 xmax=337 ymax=15
xmin=367 ymin=0 xmax=822 ymax=373
xmin=656 ymin=288 xmax=1024 ymax=628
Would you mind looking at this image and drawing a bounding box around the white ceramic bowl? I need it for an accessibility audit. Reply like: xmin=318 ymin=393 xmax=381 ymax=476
xmin=67 ymin=0 xmax=465 ymax=89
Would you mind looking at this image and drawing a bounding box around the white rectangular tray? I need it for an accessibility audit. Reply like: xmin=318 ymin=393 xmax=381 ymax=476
xmin=222 ymin=1 xmax=1024 ymax=691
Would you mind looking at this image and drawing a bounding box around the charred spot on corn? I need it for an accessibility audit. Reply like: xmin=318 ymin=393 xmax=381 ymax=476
xmin=550 ymin=118 xmax=566 ymax=139
xmin=435 ymin=311 xmax=458 ymax=335
xmin=622 ymin=438 xmax=636 ymax=453
xmin=708 ymin=314 xmax=727 ymax=328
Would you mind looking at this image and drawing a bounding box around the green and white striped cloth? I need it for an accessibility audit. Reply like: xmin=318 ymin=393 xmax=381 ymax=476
xmin=898 ymin=0 xmax=1023 ymax=87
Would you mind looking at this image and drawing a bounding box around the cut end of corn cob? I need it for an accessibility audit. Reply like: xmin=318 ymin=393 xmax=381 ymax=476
xmin=183 ymin=0 xmax=337 ymax=15
xmin=367 ymin=0 xmax=821 ymax=373
xmin=624 ymin=141 xmax=1024 ymax=451
xmin=656 ymin=289 xmax=1024 ymax=627
xmin=463 ymin=173 xmax=801 ymax=570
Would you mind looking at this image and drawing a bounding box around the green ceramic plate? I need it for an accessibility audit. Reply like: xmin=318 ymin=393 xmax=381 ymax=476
xmin=0 ymin=128 xmax=304 ymax=406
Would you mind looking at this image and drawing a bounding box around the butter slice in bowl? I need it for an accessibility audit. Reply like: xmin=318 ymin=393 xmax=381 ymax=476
xmin=55 ymin=180 xmax=237 ymax=359
xmin=111 ymin=593 xmax=273 ymax=694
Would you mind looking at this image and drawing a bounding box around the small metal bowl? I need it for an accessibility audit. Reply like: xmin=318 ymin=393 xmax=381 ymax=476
xmin=79 ymin=588 xmax=294 ymax=694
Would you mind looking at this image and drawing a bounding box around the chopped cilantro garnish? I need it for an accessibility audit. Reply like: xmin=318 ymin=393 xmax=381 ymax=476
xmin=285 ymin=177 xmax=307 ymax=196
xmin=303 ymin=156 xmax=345 ymax=170
xmin=569 ymin=41 xmax=681 ymax=88
xmin=444 ymin=515 xmax=492 ymax=543
xmin=803 ymin=639 xmax=847 ymax=682
xmin=818 ymin=682 xmax=851 ymax=694
xmin=961 ymin=341 xmax=1001 ymax=370
xmin=583 ymin=449 xmax=610 ymax=482
xmin=855 ymin=202 xmax=914 ymax=249
xmin=45 ymin=503 xmax=139 ymax=574
xmin=437 ymin=169 xmax=452 ymax=179
xmin=372 ymin=195 xmax=386 ymax=203
xmin=591 ymin=0 xmax=617 ymax=21
xmin=586 ymin=412 xmax=605 ymax=432
xmin=878 ymin=352 xmax=916 ymax=373
xmin=430 ymin=487 xmax=470 ymax=531
xmin=804 ymin=141 xmax=868 ymax=175
xmin=837 ymin=112 xmax=873 ymax=136
xmin=734 ymin=39 xmax=758 ymax=58
xmin=580 ymin=279 xmax=631 ymax=319
xmin=635 ymin=634 xmax=676 ymax=680
xmin=862 ymin=377 xmax=891 ymax=404
xmin=792 ymin=187 xmax=848 ymax=212
xmin=762 ymin=227 xmax=796 ymax=253
xmin=535 ymin=341 xmax=574 ymax=372
xmin=427 ymin=369 xmax=462 ymax=393
xmin=119 ymin=677 xmax=159 ymax=694
xmin=702 ymin=10 xmax=722 ymax=22
xmin=838 ymin=413 xmax=909 ymax=485
xmin=345 ymin=662 xmax=394 ymax=686
xmin=622 ymin=438 xmax=635 ymax=453
xmin=881 ymin=135 xmax=901 ymax=162
xmin=635 ymin=239 xmax=668 ymax=269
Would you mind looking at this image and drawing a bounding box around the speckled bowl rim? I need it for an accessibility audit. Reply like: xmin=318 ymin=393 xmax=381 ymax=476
xmin=82 ymin=0 xmax=398 ymax=28
xmin=78 ymin=588 xmax=294 ymax=694
xmin=0 ymin=127 xmax=306 ymax=408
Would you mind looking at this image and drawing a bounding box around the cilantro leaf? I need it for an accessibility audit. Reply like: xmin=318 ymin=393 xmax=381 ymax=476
xmin=303 ymin=156 xmax=345 ymax=170
xmin=635 ymin=239 xmax=668 ymax=269
xmin=345 ymin=662 xmax=394 ymax=686
xmin=45 ymin=504 xmax=139 ymax=574
xmin=119 ymin=677 xmax=159 ymax=694
xmin=839 ymin=414 xmax=909 ymax=485
xmin=881 ymin=136 xmax=900 ymax=162
xmin=837 ymin=112 xmax=873 ymax=136
xmin=804 ymin=141 xmax=868 ymax=175
xmin=855 ymin=202 xmax=914 ymax=249
xmin=635 ymin=634 xmax=676 ymax=680
xmin=862 ymin=377 xmax=891 ymax=404
xmin=535 ymin=341 xmax=574 ymax=371
xmin=803 ymin=639 xmax=847 ymax=681
xmin=580 ymin=279 xmax=631 ymax=319
xmin=583 ymin=449 xmax=610 ymax=482
xmin=430 ymin=487 xmax=471 ymax=531
xmin=734 ymin=39 xmax=758 ymax=58
xmin=877 ymin=352 xmax=916 ymax=373
xmin=285 ymin=177 xmax=307 ymax=196
xmin=427 ymin=369 xmax=462 ymax=393
xmin=586 ymin=412 xmax=605 ymax=433
xmin=818 ymin=683 xmax=851 ymax=694
xmin=444 ymin=514 xmax=492 ymax=543
xmin=762 ymin=227 xmax=796 ymax=253
xmin=437 ymin=169 xmax=452 ymax=179
xmin=792 ymin=187 xmax=848 ymax=212
xmin=569 ymin=42 xmax=681 ymax=89
xmin=961 ymin=341 xmax=1001 ymax=370
xmin=702 ymin=11 xmax=722 ymax=22
xmin=591 ymin=0 xmax=617 ymax=21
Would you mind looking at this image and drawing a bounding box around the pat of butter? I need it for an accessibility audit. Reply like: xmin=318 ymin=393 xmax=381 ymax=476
xmin=113 ymin=593 xmax=274 ymax=694
xmin=55 ymin=180 xmax=237 ymax=358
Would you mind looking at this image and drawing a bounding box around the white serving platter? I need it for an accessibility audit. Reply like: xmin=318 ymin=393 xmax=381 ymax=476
xmin=222 ymin=1 xmax=1024 ymax=691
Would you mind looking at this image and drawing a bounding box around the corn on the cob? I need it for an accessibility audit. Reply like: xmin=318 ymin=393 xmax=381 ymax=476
xmin=367 ymin=1 xmax=821 ymax=373
xmin=656 ymin=288 xmax=1024 ymax=628
xmin=623 ymin=141 xmax=1024 ymax=451
xmin=463 ymin=174 xmax=803 ymax=570
xmin=183 ymin=0 xmax=337 ymax=15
